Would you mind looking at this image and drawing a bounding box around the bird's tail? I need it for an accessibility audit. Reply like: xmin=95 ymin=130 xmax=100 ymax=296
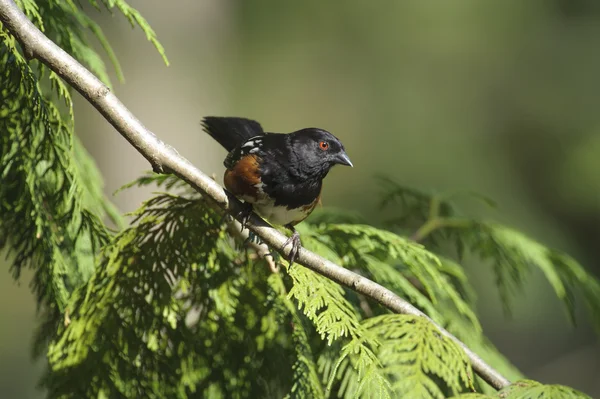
xmin=201 ymin=116 xmax=265 ymax=152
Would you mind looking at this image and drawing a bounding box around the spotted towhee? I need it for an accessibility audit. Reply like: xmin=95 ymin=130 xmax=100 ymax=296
xmin=202 ymin=116 xmax=353 ymax=263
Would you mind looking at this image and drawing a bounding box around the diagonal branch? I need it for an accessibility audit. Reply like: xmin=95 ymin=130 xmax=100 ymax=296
xmin=0 ymin=0 xmax=510 ymax=390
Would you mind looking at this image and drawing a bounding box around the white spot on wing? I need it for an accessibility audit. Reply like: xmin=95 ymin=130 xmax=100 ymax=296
xmin=240 ymin=136 xmax=263 ymax=156
xmin=242 ymin=136 xmax=263 ymax=148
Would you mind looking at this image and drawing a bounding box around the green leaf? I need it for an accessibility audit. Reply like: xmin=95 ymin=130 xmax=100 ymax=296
xmin=465 ymin=222 xmax=600 ymax=330
xmin=99 ymin=0 xmax=169 ymax=66
xmin=284 ymin=231 xmax=393 ymax=398
xmin=498 ymin=380 xmax=592 ymax=399
xmin=378 ymin=179 xmax=600 ymax=332
xmin=270 ymin=274 xmax=325 ymax=399
xmin=364 ymin=315 xmax=474 ymax=399
xmin=448 ymin=394 xmax=496 ymax=399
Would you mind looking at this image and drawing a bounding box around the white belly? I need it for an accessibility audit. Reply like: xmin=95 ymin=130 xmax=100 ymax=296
xmin=253 ymin=199 xmax=309 ymax=227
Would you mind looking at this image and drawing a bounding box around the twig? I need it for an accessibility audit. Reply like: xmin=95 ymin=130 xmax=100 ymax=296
xmin=0 ymin=0 xmax=510 ymax=390
xmin=411 ymin=217 xmax=473 ymax=242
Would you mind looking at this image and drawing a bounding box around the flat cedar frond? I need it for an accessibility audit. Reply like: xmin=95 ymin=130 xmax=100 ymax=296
xmin=116 ymin=171 xmax=191 ymax=195
xmin=45 ymin=192 xmax=296 ymax=398
xmin=0 ymin=41 xmax=111 ymax=316
xmin=283 ymin=262 xmax=389 ymax=394
xmin=46 ymin=194 xmax=227 ymax=397
xmin=73 ymin=137 xmax=124 ymax=229
xmin=9 ymin=0 xmax=167 ymax=113
xmin=364 ymin=315 xmax=473 ymax=399
xmin=464 ymin=222 xmax=600 ymax=330
xmin=1 ymin=0 xmax=168 ymax=357
xmin=314 ymin=223 xmax=481 ymax=334
xmin=377 ymin=175 xmax=457 ymax=226
xmin=270 ymin=274 xmax=325 ymax=399
xmin=98 ymin=0 xmax=169 ymax=66
xmin=442 ymin=308 xmax=524 ymax=395
xmin=13 ymin=0 xmax=44 ymax=28
xmin=496 ymin=379 xmax=593 ymax=399
xmin=379 ymin=178 xmax=600 ymax=332
xmin=282 ymin=231 xmax=393 ymax=398
xmin=3 ymin=2 xmax=598 ymax=397
xmin=307 ymin=207 xmax=368 ymax=225
xmin=436 ymin=256 xmax=477 ymax=304
xmin=317 ymin=224 xmax=445 ymax=303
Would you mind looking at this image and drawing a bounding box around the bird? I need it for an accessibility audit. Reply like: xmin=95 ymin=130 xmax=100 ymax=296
xmin=201 ymin=116 xmax=353 ymax=264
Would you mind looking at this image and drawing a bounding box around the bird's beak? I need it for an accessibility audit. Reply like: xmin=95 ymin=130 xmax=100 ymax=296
xmin=335 ymin=151 xmax=353 ymax=167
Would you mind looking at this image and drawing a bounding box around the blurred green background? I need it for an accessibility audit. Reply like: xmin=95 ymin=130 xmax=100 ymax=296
xmin=2 ymin=0 xmax=599 ymax=397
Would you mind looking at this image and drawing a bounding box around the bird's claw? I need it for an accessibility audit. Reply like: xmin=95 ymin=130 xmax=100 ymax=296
xmin=244 ymin=231 xmax=263 ymax=246
xmin=280 ymin=230 xmax=302 ymax=266
xmin=235 ymin=202 xmax=254 ymax=231
xmin=218 ymin=202 xmax=253 ymax=231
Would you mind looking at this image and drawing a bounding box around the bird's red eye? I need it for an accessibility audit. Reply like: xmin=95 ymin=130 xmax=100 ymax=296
xmin=319 ymin=141 xmax=329 ymax=151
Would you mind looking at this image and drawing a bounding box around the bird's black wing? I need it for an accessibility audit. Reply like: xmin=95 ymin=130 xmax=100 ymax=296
xmin=201 ymin=116 xmax=265 ymax=152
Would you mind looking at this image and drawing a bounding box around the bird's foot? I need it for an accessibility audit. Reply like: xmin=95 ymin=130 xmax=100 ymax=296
xmin=239 ymin=202 xmax=255 ymax=231
xmin=244 ymin=230 xmax=263 ymax=246
xmin=233 ymin=202 xmax=254 ymax=231
xmin=280 ymin=229 xmax=302 ymax=266
xmin=219 ymin=202 xmax=254 ymax=231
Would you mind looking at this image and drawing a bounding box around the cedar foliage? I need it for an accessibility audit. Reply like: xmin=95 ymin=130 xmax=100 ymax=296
xmin=0 ymin=1 xmax=598 ymax=398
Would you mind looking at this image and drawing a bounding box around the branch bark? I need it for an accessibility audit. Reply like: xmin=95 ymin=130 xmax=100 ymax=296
xmin=0 ymin=0 xmax=510 ymax=390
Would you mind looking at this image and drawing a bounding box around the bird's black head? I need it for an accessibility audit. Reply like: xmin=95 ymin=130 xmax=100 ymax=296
xmin=288 ymin=128 xmax=352 ymax=179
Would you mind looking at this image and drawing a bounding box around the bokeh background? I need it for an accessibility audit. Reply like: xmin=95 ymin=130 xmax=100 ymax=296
xmin=2 ymin=0 xmax=600 ymax=397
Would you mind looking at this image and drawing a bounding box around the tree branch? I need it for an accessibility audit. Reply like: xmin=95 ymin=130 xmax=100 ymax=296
xmin=0 ymin=0 xmax=510 ymax=390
